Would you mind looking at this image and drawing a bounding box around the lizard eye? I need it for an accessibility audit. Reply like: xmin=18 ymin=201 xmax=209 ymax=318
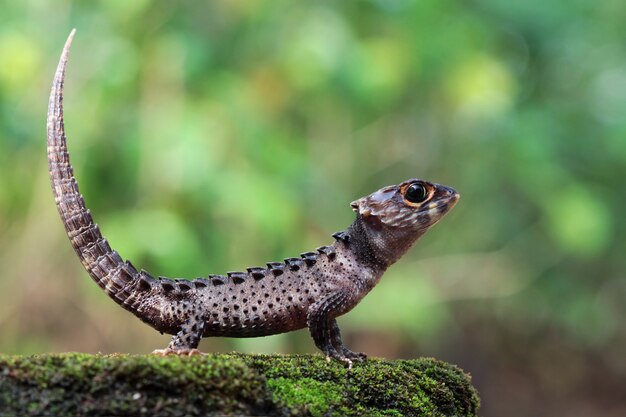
xmin=405 ymin=183 xmax=428 ymax=204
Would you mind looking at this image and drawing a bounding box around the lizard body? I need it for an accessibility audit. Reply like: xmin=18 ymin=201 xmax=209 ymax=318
xmin=47 ymin=30 xmax=459 ymax=366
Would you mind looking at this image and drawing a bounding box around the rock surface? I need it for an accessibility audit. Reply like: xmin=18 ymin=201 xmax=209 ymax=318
xmin=0 ymin=353 xmax=479 ymax=416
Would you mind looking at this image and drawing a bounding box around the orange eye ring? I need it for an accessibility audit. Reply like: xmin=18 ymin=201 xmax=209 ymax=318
xmin=405 ymin=183 xmax=428 ymax=203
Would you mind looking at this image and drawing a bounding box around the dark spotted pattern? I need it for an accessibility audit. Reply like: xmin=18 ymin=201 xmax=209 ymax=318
xmin=47 ymin=31 xmax=459 ymax=365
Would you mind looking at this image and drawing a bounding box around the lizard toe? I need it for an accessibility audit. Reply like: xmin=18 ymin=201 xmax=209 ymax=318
xmin=152 ymin=347 xmax=204 ymax=356
xmin=324 ymin=348 xmax=357 ymax=369
xmin=340 ymin=348 xmax=367 ymax=362
xmin=151 ymin=348 xmax=174 ymax=356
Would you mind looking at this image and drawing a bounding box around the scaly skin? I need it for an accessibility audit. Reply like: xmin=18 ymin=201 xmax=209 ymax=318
xmin=47 ymin=30 xmax=459 ymax=367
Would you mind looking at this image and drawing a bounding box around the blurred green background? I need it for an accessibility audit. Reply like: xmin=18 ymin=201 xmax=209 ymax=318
xmin=1 ymin=0 xmax=625 ymax=415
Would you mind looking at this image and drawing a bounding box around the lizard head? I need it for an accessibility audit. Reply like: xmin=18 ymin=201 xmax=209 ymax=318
xmin=349 ymin=179 xmax=459 ymax=266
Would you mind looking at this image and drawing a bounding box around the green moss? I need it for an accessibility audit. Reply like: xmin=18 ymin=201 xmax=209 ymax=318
xmin=267 ymin=377 xmax=343 ymax=416
xmin=0 ymin=353 xmax=479 ymax=416
xmin=239 ymin=354 xmax=479 ymax=416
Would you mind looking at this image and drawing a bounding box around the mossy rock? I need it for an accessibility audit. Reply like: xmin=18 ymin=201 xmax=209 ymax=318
xmin=0 ymin=353 xmax=479 ymax=416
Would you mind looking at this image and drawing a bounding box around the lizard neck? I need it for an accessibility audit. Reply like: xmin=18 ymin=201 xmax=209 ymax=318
xmin=345 ymin=213 xmax=422 ymax=270
xmin=344 ymin=215 xmax=391 ymax=272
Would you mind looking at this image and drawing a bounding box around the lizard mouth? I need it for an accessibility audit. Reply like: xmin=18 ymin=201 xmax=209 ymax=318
xmin=424 ymin=190 xmax=459 ymax=214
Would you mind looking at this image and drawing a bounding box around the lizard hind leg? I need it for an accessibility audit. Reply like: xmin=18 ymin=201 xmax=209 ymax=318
xmin=152 ymin=317 xmax=207 ymax=357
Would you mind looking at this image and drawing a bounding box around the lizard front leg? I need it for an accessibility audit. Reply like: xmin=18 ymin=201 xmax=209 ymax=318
xmin=307 ymin=292 xmax=362 ymax=368
xmin=153 ymin=317 xmax=206 ymax=356
xmin=330 ymin=319 xmax=367 ymax=362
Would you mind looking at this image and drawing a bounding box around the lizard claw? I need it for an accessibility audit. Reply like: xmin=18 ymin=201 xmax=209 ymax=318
xmin=152 ymin=348 xmax=205 ymax=356
xmin=324 ymin=350 xmax=357 ymax=370
xmin=340 ymin=348 xmax=367 ymax=362
xmin=152 ymin=348 xmax=172 ymax=356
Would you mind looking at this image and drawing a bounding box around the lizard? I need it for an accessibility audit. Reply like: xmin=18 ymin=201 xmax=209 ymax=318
xmin=46 ymin=30 xmax=459 ymax=367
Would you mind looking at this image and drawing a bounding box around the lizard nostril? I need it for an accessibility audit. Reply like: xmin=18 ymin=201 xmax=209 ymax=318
xmin=441 ymin=186 xmax=458 ymax=198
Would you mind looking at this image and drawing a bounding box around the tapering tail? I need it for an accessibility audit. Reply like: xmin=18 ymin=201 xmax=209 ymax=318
xmin=46 ymin=30 xmax=147 ymax=308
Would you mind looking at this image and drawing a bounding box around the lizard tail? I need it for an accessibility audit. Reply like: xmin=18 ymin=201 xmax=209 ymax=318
xmin=47 ymin=30 xmax=150 ymax=309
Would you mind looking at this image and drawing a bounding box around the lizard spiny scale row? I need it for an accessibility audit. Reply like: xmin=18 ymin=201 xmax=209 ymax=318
xmin=191 ymin=279 xmax=209 ymax=289
xmin=300 ymin=252 xmax=318 ymax=266
xmin=174 ymin=279 xmax=192 ymax=292
xmin=246 ymin=267 xmax=266 ymax=280
xmin=284 ymin=258 xmax=305 ymax=271
xmin=332 ymin=231 xmax=350 ymax=243
xmin=158 ymin=279 xmax=177 ymax=293
xmin=316 ymin=245 xmax=336 ymax=259
xmin=137 ymin=271 xmax=155 ymax=291
xmin=266 ymin=262 xmax=285 ymax=276
xmin=226 ymin=272 xmax=247 ymax=284
xmin=47 ymin=30 xmax=459 ymax=365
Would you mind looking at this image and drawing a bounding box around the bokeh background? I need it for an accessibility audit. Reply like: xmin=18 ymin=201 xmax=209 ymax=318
xmin=1 ymin=1 xmax=625 ymax=415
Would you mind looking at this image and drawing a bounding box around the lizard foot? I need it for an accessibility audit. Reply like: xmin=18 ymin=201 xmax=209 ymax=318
xmin=339 ymin=348 xmax=367 ymax=362
xmin=152 ymin=348 xmax=204 ymax=356
xmin=324 ymin=354 xmax=354 ymax=369
xmin=325 ymin=350 xmax=360 ymax=370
